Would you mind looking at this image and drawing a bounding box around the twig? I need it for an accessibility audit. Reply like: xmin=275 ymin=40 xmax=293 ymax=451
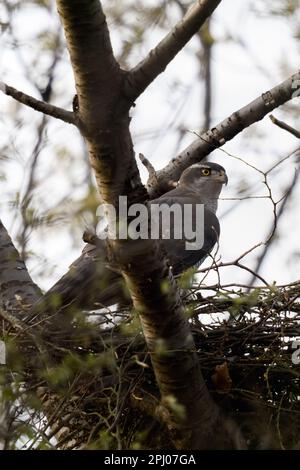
xmin=269 ymin=114 xmax=300 ymax=139
xmin=19 ymin=115 xmax=48 ymax=259
xmin=248 ymin=169 xmax=300 ymax=287
xmin=18 ymin=46 xmax=62 ymax=258
xmin=197 ymin=243 xmax=269 ymax=287
xmin=0 ymin=82 xmax=76 ymax=125
xmin=0 ymin=306 xmax=24 ymax=331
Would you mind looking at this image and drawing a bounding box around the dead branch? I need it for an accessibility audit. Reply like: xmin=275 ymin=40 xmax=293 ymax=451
xmin=0 ymin=82 xmax=76 ymax=125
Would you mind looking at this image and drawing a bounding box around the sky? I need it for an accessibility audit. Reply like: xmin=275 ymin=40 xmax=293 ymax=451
xmin=0 ymin=0 xmax=299 ymax=292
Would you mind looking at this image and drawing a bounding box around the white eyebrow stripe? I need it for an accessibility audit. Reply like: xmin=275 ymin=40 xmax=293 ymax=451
xmin=189 ymin=164 xmax=210 ymax=169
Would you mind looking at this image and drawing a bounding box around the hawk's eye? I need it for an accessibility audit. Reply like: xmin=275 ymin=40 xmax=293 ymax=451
xmin=201 ymin=168 xmax=211 ymax=176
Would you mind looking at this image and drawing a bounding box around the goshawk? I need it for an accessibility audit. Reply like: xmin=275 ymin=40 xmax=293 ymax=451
xmin=41 ymin=162 xmax=227 ymax=311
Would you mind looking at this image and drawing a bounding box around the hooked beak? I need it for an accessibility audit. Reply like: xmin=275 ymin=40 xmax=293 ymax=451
xmin=218 ymin=171 xmax=228 ymax=186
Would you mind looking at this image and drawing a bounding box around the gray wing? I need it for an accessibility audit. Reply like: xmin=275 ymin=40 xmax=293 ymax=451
xmin=158 ymin=209 xmax=219 ymax=275
xmin=151 ymin=191 xmax=220 ymax=275
xmin=38 ymin=241 xmax=127 ymax=312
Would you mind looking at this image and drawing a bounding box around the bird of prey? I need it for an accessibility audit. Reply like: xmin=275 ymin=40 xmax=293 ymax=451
xmin=40 ymin=162 xmax=227 ymax=312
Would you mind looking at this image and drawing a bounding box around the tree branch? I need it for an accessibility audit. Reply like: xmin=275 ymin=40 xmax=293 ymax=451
xmin=269 ymin=114 xmax=300 ymax=138
xmin=125 ymin=0 xmax=222 ymax=101
xmin=148 ymin=71 xmax=300 ymax=197
xmin=139 ymin=152 xmax=158 ymax=186
xmin=0 ymin=82 xmax=76 ymax=125
xmin=0 ymin=220 xmax=41 ymax=319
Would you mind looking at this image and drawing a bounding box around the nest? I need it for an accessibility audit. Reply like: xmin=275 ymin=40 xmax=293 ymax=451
xmin=2 ymin=281 xmax=300 ymax=449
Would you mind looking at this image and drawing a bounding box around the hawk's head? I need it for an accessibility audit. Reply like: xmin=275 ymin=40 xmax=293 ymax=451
xmin=178 ymin=162 xmax=228 ymax=194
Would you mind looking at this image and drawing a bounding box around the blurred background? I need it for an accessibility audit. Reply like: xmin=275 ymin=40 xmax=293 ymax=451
xmin=0 ymin=0 xmax=299 ymax=291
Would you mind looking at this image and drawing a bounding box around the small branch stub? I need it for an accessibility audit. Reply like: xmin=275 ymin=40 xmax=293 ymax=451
xmin=269 ymin=114 xmax=300 ymax=139
xmin=139 ymin=153 xmax=158 ymax=187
